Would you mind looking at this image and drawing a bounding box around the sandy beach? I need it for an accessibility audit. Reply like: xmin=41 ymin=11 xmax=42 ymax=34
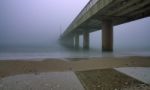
xmin=0 ymin=56 xmax=150 ymax=77
xmin=76 ymin=69 xmax=150 ymax=90
xmin=0 ymin=56 xmax=150 ymax=90
xmin=0 ymin=72 xmax=84 ymax=90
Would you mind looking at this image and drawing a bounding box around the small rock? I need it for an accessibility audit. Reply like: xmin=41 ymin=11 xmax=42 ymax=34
xmin=97 ymin=85 xmax=101 ymax=87
xmin=114 ymin=88 xmax=117 ymax=90
xmin=34 ymin=71 xmax=40 ymax=75
xmin=124 ymin=82 xmax=128 ymax=85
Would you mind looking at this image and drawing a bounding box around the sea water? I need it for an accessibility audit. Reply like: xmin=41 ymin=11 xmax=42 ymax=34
xmin=0 ymin=42 xmax=150 ymax=60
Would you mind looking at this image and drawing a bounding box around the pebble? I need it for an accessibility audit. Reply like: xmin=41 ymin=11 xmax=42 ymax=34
xmin=124 ymin=82 xmax=128 ymax=85
xmin=97 ymin=85 xmax=101 ymax=87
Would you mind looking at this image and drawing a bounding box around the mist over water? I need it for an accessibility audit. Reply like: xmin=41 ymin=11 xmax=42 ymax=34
xmin=1 ymin=20 xmax=150 ymax=59
xmin=0 ymin=0 xmax=150 ymax=59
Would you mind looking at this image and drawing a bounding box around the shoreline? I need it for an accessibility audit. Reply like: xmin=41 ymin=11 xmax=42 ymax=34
xmin=0 ymin=56 xmax=150 ymax=78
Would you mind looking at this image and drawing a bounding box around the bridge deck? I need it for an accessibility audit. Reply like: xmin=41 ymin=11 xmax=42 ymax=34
xmin=62 ymin=0 xmax=150 ymax=37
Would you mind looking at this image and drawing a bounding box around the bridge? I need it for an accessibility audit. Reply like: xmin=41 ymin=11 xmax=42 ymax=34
xmin=59 ymin=0 xmax=150 ymax=51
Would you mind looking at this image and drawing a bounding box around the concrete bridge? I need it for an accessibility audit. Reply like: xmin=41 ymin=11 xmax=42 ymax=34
xmin=59 ymin=0 xmax=150 ymax=51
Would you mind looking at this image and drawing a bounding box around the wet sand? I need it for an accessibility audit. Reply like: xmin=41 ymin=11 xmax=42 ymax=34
xmin=0 ymin=72 xmax=84 ymax=90
xmin=76 ymin=69 xmax=150 ymax=90
xmin=0 ymin=56 xmax=150 ymax=90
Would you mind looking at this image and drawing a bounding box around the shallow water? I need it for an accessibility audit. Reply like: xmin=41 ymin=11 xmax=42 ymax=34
xmin=0 ymin=46 xmax=150 ymax=60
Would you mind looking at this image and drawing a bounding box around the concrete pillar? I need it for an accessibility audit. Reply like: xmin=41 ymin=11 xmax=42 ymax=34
xmin=62 ymin=36 xmax=74 ymax=48
xmin=83 ymin=31 xmax=89 ymax=50
xmin=102 ymin=20 xmax=113 ymax=52
xmin=75 ymin=34 xmax=79 ymax=49
xmin=67 ymin=36 xmax=74 ymax=48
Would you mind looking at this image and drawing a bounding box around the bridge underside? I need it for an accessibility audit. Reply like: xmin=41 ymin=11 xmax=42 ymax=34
xmin=60 ymin=0 xmax=150 ymax=51
xmin=74 ymin=0 xmax=150 ymax=34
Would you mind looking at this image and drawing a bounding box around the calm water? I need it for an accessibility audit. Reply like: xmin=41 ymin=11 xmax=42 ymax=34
xmin=0 ymin=42 xmax=150 ymax=60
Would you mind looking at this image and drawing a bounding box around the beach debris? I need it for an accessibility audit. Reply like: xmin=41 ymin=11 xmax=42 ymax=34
xmin=97 ymin=85 xmax=101 ymax=87
xmin=114 ymin=88 xmax=117 ymax=90
xmin=124 ymin=81 xmax=129 ymax=85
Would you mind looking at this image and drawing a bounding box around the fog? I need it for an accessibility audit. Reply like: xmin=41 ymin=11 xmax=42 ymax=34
xmin=89 ymin=17 xmax=150 ymax=51
xmin=0 ymin=0 xmax=150 ymax=51
xmin=0 ymin=0 xmax=89 ymax=47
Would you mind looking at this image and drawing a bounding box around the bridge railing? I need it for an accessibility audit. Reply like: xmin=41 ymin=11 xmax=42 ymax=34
xmin=63 ymin=0 xmax=99 ymax=36
xmin=77 ymin=0 xmax=98 ymax=21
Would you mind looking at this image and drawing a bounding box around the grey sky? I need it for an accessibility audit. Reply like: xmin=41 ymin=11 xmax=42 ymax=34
xmin=0 ymin=0 xmax=89 ymax=46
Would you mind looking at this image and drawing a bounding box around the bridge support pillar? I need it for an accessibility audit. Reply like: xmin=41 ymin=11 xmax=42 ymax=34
xmin=63 ymin=36 xmax=74 ymax=48
xmin=102 ymin=20 xmax=113 ymax=52
xmin=75 ymin=34 xmax=79 ymax=49
xmin=68 ymin=36 xmax=74 ymax=48
xmin=83 ymin=32 xmax=89 ymax=50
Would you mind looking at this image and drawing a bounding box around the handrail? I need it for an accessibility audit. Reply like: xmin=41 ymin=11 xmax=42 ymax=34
xmin=63 ymin=0 xmax=99 ymax=36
